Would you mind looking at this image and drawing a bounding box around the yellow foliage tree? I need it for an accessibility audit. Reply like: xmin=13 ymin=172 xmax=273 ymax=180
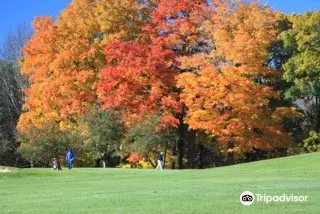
xmin=177 ymin=0 xmax=300 ymax=153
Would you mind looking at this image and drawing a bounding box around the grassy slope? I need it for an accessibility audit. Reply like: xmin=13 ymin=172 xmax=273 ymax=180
xmin=0 ymin=152 xmax=319 ymax=214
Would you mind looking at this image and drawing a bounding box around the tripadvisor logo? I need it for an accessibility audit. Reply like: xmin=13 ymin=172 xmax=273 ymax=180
xmin=240 ymin=191 xmax=308 ymax=206
xmin=240 ymin=191 xmax=255 ymax=206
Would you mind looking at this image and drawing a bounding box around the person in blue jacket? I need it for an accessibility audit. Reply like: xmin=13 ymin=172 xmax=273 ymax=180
xmin=66 ymin=149 xmax=75 ymax=169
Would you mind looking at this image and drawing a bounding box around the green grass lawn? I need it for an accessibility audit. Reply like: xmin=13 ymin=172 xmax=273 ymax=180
xmin=0 ymin=152 xmax=319 ymax=214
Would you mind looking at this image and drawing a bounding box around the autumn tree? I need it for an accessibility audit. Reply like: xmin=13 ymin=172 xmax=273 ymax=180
xmin=48 ymin=0 xmax=152 ymax=123
xmin=178 ymin=1 xmax=299 ymax=156
xmin=147 ymin=0 xmax=209 ymax=168
xmin=97 ymin=41 xmax=180 ymax=126
xmin=18 ymin=0 xmax=155 ymax=166
xmin=17 ymin=0 xmax=306 ymax=167
xmin=98 ymin=0 xmax=209 ymax=168
xmin=17 ymin=17 xmax=58 ymax=133
xmin=18 ymin=0 xmax=149 ymax=133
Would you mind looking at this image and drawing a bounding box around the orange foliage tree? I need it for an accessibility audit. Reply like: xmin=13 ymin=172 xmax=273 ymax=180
xmin=18 ymin=17 xmax=58 ymax=132
xmin=97 ymin=0 xmax=209 ymax=168
xmin=18 ymin=0 xmax=300 ymax=166
xmin=177 ymin=0 xmax=299 ymax=153
xmin=18 ymin=0 xmax=149 ymax=132
xmin=97 ymin=41 xmax=180 ymax=128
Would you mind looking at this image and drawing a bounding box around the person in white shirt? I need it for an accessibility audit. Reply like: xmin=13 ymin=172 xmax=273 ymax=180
xmin=155 ymin=152 xmax=164 ymax=171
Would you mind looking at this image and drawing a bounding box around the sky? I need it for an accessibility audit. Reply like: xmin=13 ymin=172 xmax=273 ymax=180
xmin=0 ymin=0 xmax=319 ymax=45
xmin=0 ymin=0 xmax=71 ymax=45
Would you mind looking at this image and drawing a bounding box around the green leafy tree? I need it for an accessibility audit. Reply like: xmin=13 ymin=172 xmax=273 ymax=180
xmin=125 ymin=114 xmax=178 ymax=168
xmin=18 ymin=123 xmax=71 ymax=167
xmin=281 ymin=12 xmax=320 ymax=148
xmin=302 ymin=131 xmax=320 ymax=153
xmin=83 ymin=108 xmax=125 ymax=168
xmin=282 ymin=12 xmax=320 ymax=128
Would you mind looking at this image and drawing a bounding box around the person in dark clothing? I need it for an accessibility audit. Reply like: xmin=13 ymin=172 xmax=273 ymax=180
xmin=155 ymin=152 xmax=164 ymax=171
xmin=52 ymin=157 xmax=62 ymax=171
xmin=66 ymin=150 xmax=75 ymax=169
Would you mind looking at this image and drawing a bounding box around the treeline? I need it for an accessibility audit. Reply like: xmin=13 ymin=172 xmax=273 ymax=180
xmin=1 ymin=0 xmax=319 ymax=168
xmin=0 ymin=22 xmax=31 ymax=166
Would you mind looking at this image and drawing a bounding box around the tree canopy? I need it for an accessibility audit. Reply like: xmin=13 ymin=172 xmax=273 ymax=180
xmin=12 ymin=0 xmax=318 ymax=167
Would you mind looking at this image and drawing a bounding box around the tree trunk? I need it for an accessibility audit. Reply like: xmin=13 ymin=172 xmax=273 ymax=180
xmin=0 ymin=77 xmax=20 ymax=115
xmin=177 ymin=106 xmax=186 ymax=169
xmin=198 ymin=144 xmax=204 ymax=169
xmin=171 ymin=141 xmax=176 ymax=169
xmin=148 ymin=158 xmax=156 ymax=168
xmin=187 ymin=131 xmax=197 ymax=168
xmin=164 ymin=141 xmax=168 ymax=169
xmin=178 ymin=123 xmax=184 ymax=169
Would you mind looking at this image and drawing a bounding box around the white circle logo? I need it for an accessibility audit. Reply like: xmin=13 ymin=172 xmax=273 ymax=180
xmin=240 ymin=191 xmax=255 ymax=206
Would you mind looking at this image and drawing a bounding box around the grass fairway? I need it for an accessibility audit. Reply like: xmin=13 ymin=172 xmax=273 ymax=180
xmin=0 ymin=153 xmax=319 ymax=214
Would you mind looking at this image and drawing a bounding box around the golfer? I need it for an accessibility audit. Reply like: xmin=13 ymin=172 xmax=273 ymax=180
xmin=66 ymin=149 xmax=75 ymax=169
xmin=155 ymin=152 xmax=164 ymax=171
